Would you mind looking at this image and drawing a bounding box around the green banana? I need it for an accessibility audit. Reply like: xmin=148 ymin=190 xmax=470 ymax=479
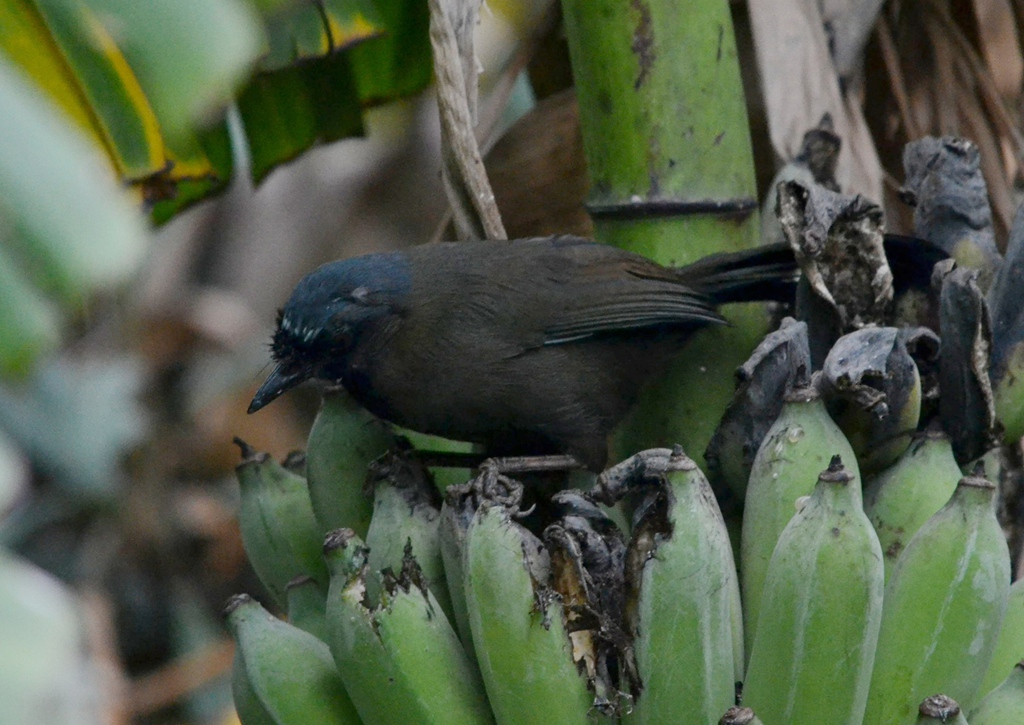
xmin=462 ymin=477 xmax=594 ymax=724
xmin=398 ymin=428 xmax=475 ymax=492
xmin=235 ymin=439 xmax=329 ymax=606
xmin=965 ymin=445 xmax=1006 ymax=482
xmin=363 ymin=451 xmax=452 ymax=623
xmin=977 ymin=577 xmax=1024 ymax=698
xmin=989 ymin=202 xmax=1024 ymax=444
xmin=740 ymin=384 xmax=859 ymax=654
xmin=608 ymin=449 xmax=739 ymax=724
xmin=226 ymin=593 xmax=360 ymax=725
xmin=285 ymin=575 xmax=328 ymax=642
xmin=323 ymin=529 xmax=492 ymax=725
xmin=969 ymin=661 xmax=1024 ymax=725
xmin=743 ymin=456 xmax=884 ymax=724
xmin=306 ymin=388 xmax=394 ymax=537
xmin=438 ymin=481 xmax=477 ymax=654
xmin=993 ymin=346 xmax=1024 ymax=444
xmin=282 ymin=450 xmax=306 ymax=475
xmin=914 ymin=695 xmax=969 ymax=725
xmin=863 ymin=429 xmax=962 ymax=580
xmin=864 ymin=473 xmax=1011 ymax=724
xmin=719 ymin=707 xmax=763 ymax=725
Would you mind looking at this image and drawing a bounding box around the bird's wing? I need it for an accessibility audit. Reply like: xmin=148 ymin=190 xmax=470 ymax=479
xmin=403 ymin=237 xmax=725 ymax=351
xmin=528 ymin=239 xmax=727 ymax=345
xmin=542 ymin=286 xmax=725 ymax=344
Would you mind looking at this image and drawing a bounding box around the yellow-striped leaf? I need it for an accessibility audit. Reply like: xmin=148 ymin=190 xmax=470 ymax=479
xmin=0 ymin=0 xmax=108 ymax=151
xmin=33 ymin=0 xmax=165 ymax=180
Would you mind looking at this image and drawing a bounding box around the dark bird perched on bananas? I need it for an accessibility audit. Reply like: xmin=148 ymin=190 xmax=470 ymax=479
xmin=249 ymin=235 xmax=941 ymax=471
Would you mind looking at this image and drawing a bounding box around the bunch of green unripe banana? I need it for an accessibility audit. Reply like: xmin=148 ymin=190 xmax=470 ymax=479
xmin=228 ymin=361 xmax=1023 ymax=725
xmin=229 ymin=153 xmax=1024 ymax=725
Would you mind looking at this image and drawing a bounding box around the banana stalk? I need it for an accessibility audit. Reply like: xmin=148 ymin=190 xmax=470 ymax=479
xmin=363 ymin=451 xmax=451 ymax=622
xmin=463 ymin=486 xmax=594 ymax=724
xmin=226 ymin=593 xmax=360 ymax=725
xmin=743 ymin=456 xmax=883 ymax=724
xmin=740 ymin=385 xmax=859 ymax=653
xmin=235 ymin=439 xmax=328 ymax=606
xmin=323 ymin=529 xmax=493 ymax=725
xmin=561 ymin=0 xmax=764 ymax=472
xmin=616 ymin=449 xmax=740 ymax=724
xmin=977 ymin=577 xmax=1024 ymax=698
xmin=863 ymin=429 xmax=962 ymax=580
xmin=914 ymin=695 xmax=969 ymax=725
xmin=864 ymin=474 xmax=1012 ymax=724
xmin=969 ymin=661 xmax=1024 ymax=725
xmin=306 ymin=388 xmax=394 ymax=537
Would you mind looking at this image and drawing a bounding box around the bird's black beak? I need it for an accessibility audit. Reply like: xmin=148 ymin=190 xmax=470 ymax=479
xmin=248 ymin=364 xmax=308 ymax=414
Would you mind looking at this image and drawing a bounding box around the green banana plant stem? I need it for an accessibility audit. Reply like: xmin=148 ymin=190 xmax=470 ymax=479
xmin=560 ymin=0 xmax=766 ymax=467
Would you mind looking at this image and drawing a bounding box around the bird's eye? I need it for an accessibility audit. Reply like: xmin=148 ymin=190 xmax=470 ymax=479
xmin=350 ymin=286 xmax=372 ymax=305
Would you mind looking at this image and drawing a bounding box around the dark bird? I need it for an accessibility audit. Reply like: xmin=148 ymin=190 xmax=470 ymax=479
xmin=249 ymin=236 xmax=936 ymax=470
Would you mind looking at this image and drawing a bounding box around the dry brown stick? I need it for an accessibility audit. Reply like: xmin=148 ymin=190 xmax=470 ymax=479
xmin=931 ymin=3 xmax=1019 ymax=237
xmin=428 ymin=3 xmax=559 ymax=244
xmin=126 ymin=639 xmax=236 ymax=717
xmin=937 ymin=7 xmax=1024 ymax=159
xmin=936 ymin=6 xmax=1024 ymax=140
xmin=875 ymin=16 xmax=923 ymax=140
xmin=430 ymin=0 xmax=507 ymax=241
xmin=1013 ymin=0 xmax=1024 ymax=43
xmin=924 ymin=12 xmax=962 ymax=135
xmin=80 ymin=587 xmax=131 ymax=725
xmin=957 ymin=64 xmax=1016 ymax=242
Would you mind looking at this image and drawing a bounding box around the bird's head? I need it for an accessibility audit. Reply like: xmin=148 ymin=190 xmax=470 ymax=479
xmin=248 ymin=252 xmax=411 ymax=413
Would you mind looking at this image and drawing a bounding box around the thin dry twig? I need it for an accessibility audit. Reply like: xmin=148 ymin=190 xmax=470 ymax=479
xmin=875 ymin=16 xmax=922 ymax=140
xmin=938 ymin=7 xmax=1024 ymax=160
xmin=80 ymin=587 xmax=131 ymax=725
xmin=429 ymin=2 xmax=562 ymax=243
xmin=923 ymin=12 xmax=961 ymax=134
xmin=126 ymin=639 xmax=236 ymax=717
xmin=957 ymin=62 xmax=1017 ymax=240
xmin=429 ymin=0 xmax=507 ymax=241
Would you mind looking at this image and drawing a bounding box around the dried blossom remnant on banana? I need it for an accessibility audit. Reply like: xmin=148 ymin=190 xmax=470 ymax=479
xmin=902 ymin=136 xmax=1001 ymax=286
xmin=705 ymin=317 xmax=812 ymax=501
xmin=819 ymin=327 xmax=923 ymax=472
xmin=934 ymin=261 xmax=997 ymax=463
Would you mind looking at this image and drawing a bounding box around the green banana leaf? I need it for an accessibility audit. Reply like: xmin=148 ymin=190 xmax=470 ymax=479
xmin=0 ymin=53 xmax=147 ymax=375
xmin=0 ymin=0 xmax=436 ymax=380
xmin=0 ymin=550 xmax=89 ymax=725
xmin=236 ymin=0 xmax=432 ymax=183
xmin=238 ymin=47 xmax=365 ymax=183
xmin=1 ymin=0 xmax=434 ymax=222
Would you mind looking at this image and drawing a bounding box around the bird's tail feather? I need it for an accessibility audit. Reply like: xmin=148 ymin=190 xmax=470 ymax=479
xmin=678 ymin=243 xmax=800 ymax=305
xmin=681 ymin=235 xmax=948 ymax=306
